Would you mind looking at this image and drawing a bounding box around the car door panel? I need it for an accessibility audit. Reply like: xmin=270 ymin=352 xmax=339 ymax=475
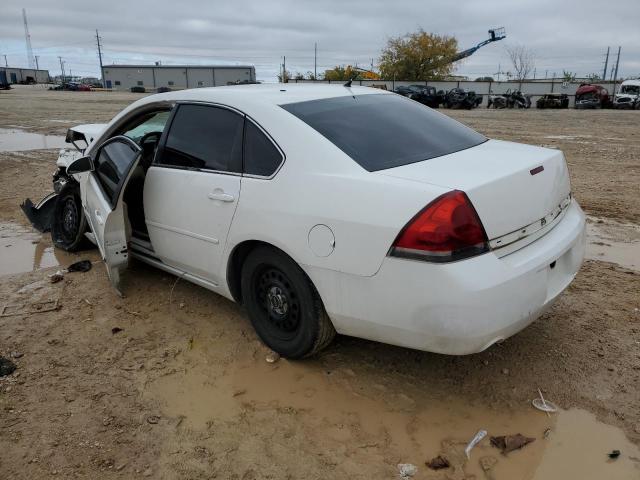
xmin=83 ymin=136 xmax=142 ymax=293
xmin=144 ymin=166 xmax=240 ymax=283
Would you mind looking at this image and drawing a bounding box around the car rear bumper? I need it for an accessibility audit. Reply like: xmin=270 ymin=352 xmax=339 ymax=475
xmin=309 ymin=200 xmax=586 ymax=355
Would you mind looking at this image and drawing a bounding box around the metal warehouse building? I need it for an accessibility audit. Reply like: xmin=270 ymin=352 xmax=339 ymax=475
xmin=0 ymin=67 xmax=51 ymax=85
xmin=103 ymin=65 xmax=256 ymax=90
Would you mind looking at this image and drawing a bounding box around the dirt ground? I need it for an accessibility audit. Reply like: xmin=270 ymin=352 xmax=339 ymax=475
xmin=1 ymin=86 xmax=639 ymax=479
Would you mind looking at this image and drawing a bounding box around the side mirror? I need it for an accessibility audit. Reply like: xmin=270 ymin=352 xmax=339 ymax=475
xmin=66 ymin=156 xmax=94 ymax=175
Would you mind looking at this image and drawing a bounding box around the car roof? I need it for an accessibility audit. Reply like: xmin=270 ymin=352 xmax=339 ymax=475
xmin=147 ymin=83 xmax=390 ymax=107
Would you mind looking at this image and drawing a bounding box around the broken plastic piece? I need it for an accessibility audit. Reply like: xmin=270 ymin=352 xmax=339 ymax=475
xmin=426 ymin=455 xmax=450 ymax=470
xmin=465 ymin=429 xmax=487 ymax=458
xmin=20 ymin=193 xmax=57 ymax=233
xmin=0 ymin=357 xmax=17 ymax=377
xmin=490 ymin=434 xmax=535 ymax=454
xmin=532 ymin=388 xmax=558 ymax=413
xmin=67 ymin=260 xmax=92 ymax=273
xmin=608 ymin=450 xmax=621 ymax=459
xmin=397 ymin=463 xmax=417 ymax=477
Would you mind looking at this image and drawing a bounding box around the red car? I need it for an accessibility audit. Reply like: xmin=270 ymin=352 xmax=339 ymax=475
xmin=575 ymin=84 xmax=611 ymax=109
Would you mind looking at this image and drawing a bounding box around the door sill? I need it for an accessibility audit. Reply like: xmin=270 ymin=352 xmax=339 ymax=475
xmin=130 ymin=251 xmax=219 ymax=291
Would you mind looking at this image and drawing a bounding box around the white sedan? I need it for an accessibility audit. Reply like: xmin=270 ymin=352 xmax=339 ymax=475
xmin=28 ymin=84 xmax=585 ymax=358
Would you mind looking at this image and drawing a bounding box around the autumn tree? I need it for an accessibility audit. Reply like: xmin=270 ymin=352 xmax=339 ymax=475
xmin=378 ymin=30 xmax=458 ymax=80
xmin=323 ymin=65 xmax=360 ymax=81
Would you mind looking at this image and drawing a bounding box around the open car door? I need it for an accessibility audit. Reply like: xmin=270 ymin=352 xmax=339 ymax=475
xmin=70 ymin=135 xmax=142 ymax=295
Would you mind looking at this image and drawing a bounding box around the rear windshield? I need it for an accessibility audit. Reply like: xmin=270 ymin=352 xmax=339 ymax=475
xmin=281 ymin=94 xmax=486 ymax=171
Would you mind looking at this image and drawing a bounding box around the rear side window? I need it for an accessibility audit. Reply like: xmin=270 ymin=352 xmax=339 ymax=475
xmin=281 ymin=94 xmax=486 ymax=172
xmin=243 ymin=120 xmax=283 ymax=177
xmin=158 ymin=104 xmax=244 ymax=172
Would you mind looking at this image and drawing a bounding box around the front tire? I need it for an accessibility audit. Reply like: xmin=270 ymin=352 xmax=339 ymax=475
xmin=241 ymin=246 xmax=336 ymax=358
xmin=51 ymin=183 xmax=87 ymax=251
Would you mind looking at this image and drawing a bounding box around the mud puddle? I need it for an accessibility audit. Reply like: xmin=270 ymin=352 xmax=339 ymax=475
xmin=0 ymin=127 xmax=66 ymax=152
xmin=147 ymin=353 xmax=640 ymax=479
xmin=0 ymin=222 xmax=76 ymax=275
xmin=586 ymin=216 xmax=640 ymax=271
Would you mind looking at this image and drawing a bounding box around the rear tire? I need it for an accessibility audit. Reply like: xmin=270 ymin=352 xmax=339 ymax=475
xmin=51 ymin=183 xmax=87 ymax=252
xmin=240 ymin=246 xmax=336 ymax=359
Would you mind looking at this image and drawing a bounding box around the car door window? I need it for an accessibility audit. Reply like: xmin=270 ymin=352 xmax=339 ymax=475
xmin=158 ymin=104 xmax=244 ymax=172
xmin=94 ymin=137 xmax=141 ymax=208
xmin=243 ymin=120 xmax=283 ymax=177
xmin=122 ymin=111 xmax=171 ymax=142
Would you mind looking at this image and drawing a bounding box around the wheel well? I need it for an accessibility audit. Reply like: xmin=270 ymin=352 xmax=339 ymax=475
xmin=227 ymin=240 xmax=273 ymax=303
xmin=227 ymin=240 xmax=311 ymax=305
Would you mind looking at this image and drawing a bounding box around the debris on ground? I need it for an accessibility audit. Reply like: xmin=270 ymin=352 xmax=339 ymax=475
xmin=397 ymin=463 xmax=417 ymax=478
xmin=543 ymin=427 xmax=552 ymax=439
xmin=426 ymin=455 xmax=450 ymax=470
xmin=532 ymin=388 xmax=558 ymax=413
xmin=67 ymin=260 xmax=92 ymax=273
xmin=1 ymin=299 xmax=60 ymax=317
xmin=10 ymin=351 xmax=23 ymax=359
xmin=465 ymin=429 xmax=488 ymax=458
xmin=480 ymin=456 xmax=498 ymax=480
xmin=0 ymin=357 xmax=17 ymax=377
xmin=49 ymin=271 xmax=64 ymax=283
xmin=490 ymin=434 xmax=535 ymax=454
xmin=111 ymin=327 xmax=123 ymax=335
xmin=146 ymin=415 xmax=160 ymax=424
xmin=265 ymin=351 xmax=280 ymax=364
xmin=608 ymin=450 xmax=621 ymax=459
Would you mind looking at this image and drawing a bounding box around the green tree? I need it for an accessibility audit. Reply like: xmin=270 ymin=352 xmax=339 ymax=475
xmin=378 ymin=29 xmax=458 ymax=80
xmin=323 ymin=65 xmax=362 ymax=81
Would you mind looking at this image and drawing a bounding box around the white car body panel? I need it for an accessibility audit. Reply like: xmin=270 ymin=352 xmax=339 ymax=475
xmin=68 ymin=84 xmax=585 ymax=354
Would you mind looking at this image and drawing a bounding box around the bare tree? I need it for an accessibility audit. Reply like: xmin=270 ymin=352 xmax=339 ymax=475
xmin=505 ymin=45 xmax=535 ymax=81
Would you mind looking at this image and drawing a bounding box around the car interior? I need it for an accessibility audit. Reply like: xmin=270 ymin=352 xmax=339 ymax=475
xmin=118 ymin=109 xmax=171 ymax=245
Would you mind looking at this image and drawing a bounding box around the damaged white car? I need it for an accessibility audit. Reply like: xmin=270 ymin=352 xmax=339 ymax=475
xmin=23 ymin=84 xmax=586 ymax=358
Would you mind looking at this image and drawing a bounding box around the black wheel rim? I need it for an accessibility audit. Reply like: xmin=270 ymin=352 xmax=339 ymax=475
xmin=60 ymin=196 xmax=79 ymax=241
xmin=254 ymin=267 xmax=300 ymax=337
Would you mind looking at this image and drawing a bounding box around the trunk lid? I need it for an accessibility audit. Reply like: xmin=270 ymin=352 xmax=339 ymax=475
xmin=378 ymin=139 xmax=571 ymax=240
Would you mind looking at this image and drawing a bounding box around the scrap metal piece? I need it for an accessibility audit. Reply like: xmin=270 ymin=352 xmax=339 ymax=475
xmin=20 ymin=192 xmax=57 ymax=232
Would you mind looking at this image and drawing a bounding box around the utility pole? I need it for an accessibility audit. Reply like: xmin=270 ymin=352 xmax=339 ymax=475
xmin=34 ymin=55 xmax=39 ymax=70
xmin=96 ymin=30 xmax=105 ymax=87
xmin=602 ymin=47 xmax=610 ymax=81
xmin=3 ymin=55 xmax=7 ymax=67
xmin=612 ymin=46 xmax=621 ymax=95
xmin=283 ymin=55 xmax=286 ymax=83
xmin=314 ymin=43 xmax=317 ymax=80
xmin=58 ymin=56 xmax=65 ymax=83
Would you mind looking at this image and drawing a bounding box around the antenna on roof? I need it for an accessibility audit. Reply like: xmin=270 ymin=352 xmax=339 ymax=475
xmin=343 ymin=66 xmax=376 ymax=88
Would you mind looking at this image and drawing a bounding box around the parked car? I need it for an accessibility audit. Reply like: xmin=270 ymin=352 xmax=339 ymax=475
xmin=613 ymin=79 xmax=640 ymax=109
xmin=443 ymin=88 xmax=482 ymax=109
xmin=536 ymin=94 xmax=569 ymax=109
xmin=22 ymin=85 xmax=585 ymax=358
xmin=393 ymin=85 xmax=443 ymax=108
xmin=130 ymin=86 xmax=146 ymax=93
xmin=575 ymin=84 xmax=611 ymax=109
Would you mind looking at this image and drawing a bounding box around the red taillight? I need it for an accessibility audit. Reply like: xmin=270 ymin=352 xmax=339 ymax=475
xmin=390 ymin=190 xmax=489 ymax=262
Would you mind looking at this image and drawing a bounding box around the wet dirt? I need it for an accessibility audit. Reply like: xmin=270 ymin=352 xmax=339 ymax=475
xmin=586 ymin=216 xmax=640 ymax=272
xmin=0 ymin=222 xmax=70 ymax=275
xmin=0 ymin=128 xmax=66 ymax=152
xmin=147 ymin=348 xmax=640 ymax=479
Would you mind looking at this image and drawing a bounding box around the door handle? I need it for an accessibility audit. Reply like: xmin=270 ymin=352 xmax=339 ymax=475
xmin=94 ymin=209 xmax=104 ymax=225
xmin=208 ymin=192 xmax=235 ymax=202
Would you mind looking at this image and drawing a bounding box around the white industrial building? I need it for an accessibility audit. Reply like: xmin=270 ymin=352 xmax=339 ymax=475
xmin=0 ymin=67 xmax=50 ymax=85
xmin=102 ymin=64 xmax=256 ymax=91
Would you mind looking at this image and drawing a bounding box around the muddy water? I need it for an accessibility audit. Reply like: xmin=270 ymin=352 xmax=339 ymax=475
xmin=148 ymin=353 xmax=640 ymax=479
xmin=0 ymin=127 xmax=66 ymax=152
xmin=586 ymin=216 xmax=640 ymax=271
xmin=0 ymin=222 xmax=76 ymax=275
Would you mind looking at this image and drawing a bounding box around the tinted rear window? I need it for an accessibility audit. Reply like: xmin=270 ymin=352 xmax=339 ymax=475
xmin=281 ymin=94 xmax=486 ymax=171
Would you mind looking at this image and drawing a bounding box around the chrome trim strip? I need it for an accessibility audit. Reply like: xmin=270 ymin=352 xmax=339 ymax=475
xmin=490 ymin=194 xmax=572 ymax=251
xmin=146 ymin=220 xmax=220 ymax=244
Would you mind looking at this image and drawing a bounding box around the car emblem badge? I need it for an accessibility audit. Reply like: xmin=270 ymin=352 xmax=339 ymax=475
xmin=541 ymin=218 xmax=547 ymax=227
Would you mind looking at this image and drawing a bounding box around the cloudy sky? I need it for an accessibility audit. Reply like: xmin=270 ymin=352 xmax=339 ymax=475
xmin=1 ymin=0 xmax=639 ymax=82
